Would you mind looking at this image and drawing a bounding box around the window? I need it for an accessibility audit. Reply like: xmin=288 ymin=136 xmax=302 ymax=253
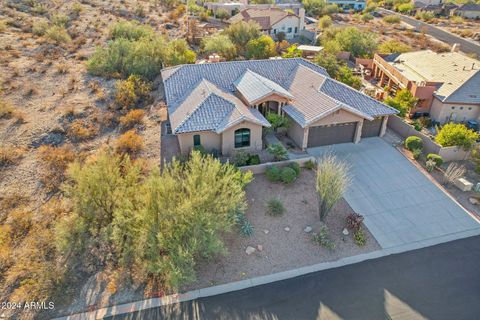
xmin=469 ymin=107 xmax=472 ymax=110
xmin=287 ymin=27 xmax=292 ymax=33
xmin=234 ymin=128 xmax=250 ymax=148
xmin=193 ymin=134 xmax=201 ymax=147
xmin=273 ymin=29 xmax=277 ymax=34
xmin=294 ymin=27 xmax=298 ymax=33
xmin=451 ymin=106 xmax=455 ymax=110
xmin=460 ymin=107 xmax=464 ymax=110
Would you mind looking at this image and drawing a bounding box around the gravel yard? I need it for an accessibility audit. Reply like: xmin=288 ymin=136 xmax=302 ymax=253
xmin=183 ymin=169 xmax=380 ymax=291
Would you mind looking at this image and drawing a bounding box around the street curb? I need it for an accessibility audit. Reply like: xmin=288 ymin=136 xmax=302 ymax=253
xmin=54 ymin=228 xmax=480 ymax=320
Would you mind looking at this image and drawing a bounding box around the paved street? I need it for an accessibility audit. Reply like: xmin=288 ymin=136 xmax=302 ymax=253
xmin=378 ymin=8 xmax=480 ymax=57
xmin=308 ymin=138 xmax=480 ymax=248
xmin=106 ymin=235 xmax=480 ymax=320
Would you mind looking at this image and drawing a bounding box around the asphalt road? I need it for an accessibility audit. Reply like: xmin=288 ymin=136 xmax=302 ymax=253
xmin=106 ymin=236 xmax=480 ymax=320
xmin=378 ymin=9 xmax=480 ymax=57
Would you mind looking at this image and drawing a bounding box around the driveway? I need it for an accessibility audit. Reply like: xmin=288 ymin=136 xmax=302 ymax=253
xmin=308 ymin=138 xmax=480 ymax=249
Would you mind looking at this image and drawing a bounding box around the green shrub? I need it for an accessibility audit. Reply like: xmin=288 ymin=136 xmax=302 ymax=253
xmin=265 ymin=165 xmax=281 ymax=182
xmin=233 ymin=150 xmax=249 ymax=166
xmin=435 ymin=123 xmax=479 ymax=150
xmin=312 ymin=225 xmax=335 ymax=250
xmin=266 ymin=113 xmax=290 ymax=131
xmin=267 ymin=143 xmax=288 ymax=161
xmin=45 ymin=25 xmax=71 ymax=44
xmin=247 ymin=154 xmax=261 ymax=165
xmin=266 ymin=198 xmax=285 ymax=216
xmin=383 ymin=15 xmax=401 ymax=24
xmin=405 ymin=136 xmax=423 ymax=151
xmin=353 ymin=228 xmax=366 ymax=246
xmin=304 ymin=159 xmax=316 ymax=170
xmin=234 ymin=210 xmax=254 ymax=237
xmin=287 ymin=162 xmax=300 ymax=176
xmin=32 ymin=20 xmax=49 ymax=36
xmin=412 ymin=148 xmax=422 ymax=160
xmin=281 ymin=167 xmax=297 ymax=184
xmin=115 ymin=75 xmax=151 ymax=109
xmin=51 ymin=13 xmax=69 ymax=27
xmin=109 ymin=21 xmax=153 ymax=40
xmin=426 ymin=159 xmax=436 ymax=172
xmin=426 ymin=153 xmax=443 ymax=167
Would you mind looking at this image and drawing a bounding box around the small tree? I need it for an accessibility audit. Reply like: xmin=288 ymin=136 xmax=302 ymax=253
xmin=435 ymin=123 xmax=479 ymax=150
xmin=316 ymin=154 xmax=351 ymax=221
xmin=202 ymin=34 xmax=237 ymax=60
xmin=246 ymin=35 xmax=276 ymax=59
xmin=266 ymin=113 xmax=290 ymax=131
xmin=266 ymin=144 xmax=288 ymax=161
xmin=215 ymin=9 xmax=230 ymax=20
xmin=318 ymin=15 xmax=333 ymax=29
xmin=378 ymin=40 xmax=412 ymax=54
xmin=384 ymin=89 xmax=418 ymax=117
xmin=281 ymin=44 xmax=301 ymax=58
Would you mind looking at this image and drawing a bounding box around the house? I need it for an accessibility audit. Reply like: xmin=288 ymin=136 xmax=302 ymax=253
xmin=203 ymin=0 xmax=303 ymax=17
xmin=228 ymin=8 xmax=305 ymax=40
xmin=371 ymin=50 xmax=480 ymax=124
xmin=451 ymin=3 xmax=480 ymax=19
xmin=160 ymin=58 xmax=397 ymax=156
xmin=326 ymin=0 xmax=366 ymax=11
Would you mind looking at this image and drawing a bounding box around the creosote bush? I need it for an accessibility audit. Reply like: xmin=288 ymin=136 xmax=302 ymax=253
xmin=119 ymin=109 xmax=145 ymax=128
xmin=45 ymin=25 xmax=71 ymax=44
xmin=115 ymin=75 xmax=151 ymax=109
xmin=115 ymin=130 xmax=144 ymax=156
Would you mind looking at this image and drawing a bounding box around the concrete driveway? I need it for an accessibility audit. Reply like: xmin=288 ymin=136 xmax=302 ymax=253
xmin=308 ymin=138 xmax=480 ymax=249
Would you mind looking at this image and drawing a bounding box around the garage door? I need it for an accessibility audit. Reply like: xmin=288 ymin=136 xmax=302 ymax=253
xmin=362 ymin=117 xmax=383 ymax=138
xmin=307 ymin=122 xmax=357 ymax=147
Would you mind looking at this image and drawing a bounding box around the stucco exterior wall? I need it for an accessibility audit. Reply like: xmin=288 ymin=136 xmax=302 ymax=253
xmin=309 ymin=109 xmax=364 ymax=126
xmin=430 ymin=97 xmax=480 ymax=124
xmin=286 ymin=116 xmax=305 ymax=148
xmin=459 ymin=10 xmax=480 ymax=19
xmin=270 ymin=16 xmax=301 ymax=39
xmin=178 ymin=131 xmax=222 ymax=155
xmin=221 ymin=121 xmax=264 ymax=155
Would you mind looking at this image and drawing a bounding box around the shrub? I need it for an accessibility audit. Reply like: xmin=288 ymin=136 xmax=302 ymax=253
xmin=361 ymin=13 xmax=374 ymax=22
xmin=266 ymin=113 xmax=290 ymax=131
xmin=442 ymin=163 xmax=465 ymax=185
xmin=383 ymin=15 xmax=401 ymax=24
xmin=316 ymin=154 xmax=351 ymax=221
xmin=405 ymin=136 xmax=423 ymax=151
xmin=346 ymin=212 xmax=364 ymax=232
xmin=67 ymin=120 xmax=97 ymax=141
xmin=37 ymin=145 xmax=75 ymax=190
xmin=247 ymin=154 xmax=261 ymax=165
xmin=119 ymin=109 xmax=145 ymax=128
xmin=233 ymin=150 xmax=249 ymax=167
xmin=0 ymin=145 xmax=23 ymax=167
xmin=312 ymin=225 xmax=335 ymax=250
xmin=32 ymin=20 xmax=49 ymax=36
xmin=427 ymin=153 xmax=443 ymax=167
xmin=267 ymin=143 xmax=288 ymax=161
xmin=412 ymin=148 xmax=422 ymax=160
xmin=109 ymin=21 xmax=153 ymax=40
xmin=266 ymin=198 xmax=285 ymax=216
xmin=304 ymin=159 xmax=316 ymax=170
xmin=51 ymin=13 xmax=69 ymax=27
xmin=0 ymin=100 xmax=14 ymax=118
xmin=115 ymin=75 xmax=151 ymax=109
xmin=354 ymin=228 xmax=366 ymax=246
xmin=265 ymin=165 xmax=281 ymax=182
xmin=416 ymin=11 xmax=435 ymax=22
xmin=115 ymin=130 xmax=144 ymax=156
xmin=234 ymin=209 xmax=254 ymax=237
xmin=0 ymin=20 xmax=6 ymax=33
xmin=286 ymin=162 xmax=300 ymax=176
xmin=45 ymin=25 xmax=71 ymax=44
xmin=281 ymin=166 xmax=297 ymax=184
xmin=435 ymin=123 xmax=479 ymax=150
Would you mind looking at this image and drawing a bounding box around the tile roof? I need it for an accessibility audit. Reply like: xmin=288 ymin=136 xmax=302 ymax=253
xmin=458 ymin=3 xmax=480 ymax=11
xmin=383 ymin=50 xmax=480 ymax=103
xmin=234 ymin=69 xmax=294 ymax=104
xmin=228 ymin=8 xmax=297 ymax=29
xmin=161 ymin=58 xmax=397 ymax=133
xmin=169 ymin=79 xmax=269 ymax=134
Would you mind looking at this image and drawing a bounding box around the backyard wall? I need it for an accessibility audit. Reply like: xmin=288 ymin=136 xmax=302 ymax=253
xmin=238 ymin=156 xmax=316 ymax=174
xmin=387 ymin=115 xmax=472 ymax=162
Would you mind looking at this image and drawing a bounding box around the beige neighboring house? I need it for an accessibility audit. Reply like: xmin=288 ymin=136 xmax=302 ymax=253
xmin=228 ymin=8 xmax=305 ymax=40
xmin=452 ymin=3 xmax=480 ymax=19
xmin=160 ymin=58 xmax=397 ymax=156
xmin=372 ymin=50 xmax=480 ymax=124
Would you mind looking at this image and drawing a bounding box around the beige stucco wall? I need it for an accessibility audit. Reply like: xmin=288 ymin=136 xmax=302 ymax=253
xmin=309 ymin=109 xmax=364 ymax=126
xmin=430 ymin=97 xmax=480 ymax=124
xmin=286 ymin=116 xmax=305 ymax=148
xmin=222 ymin=121 xmax=263 ymax=155
xmin=178 ymin=131 xmax=222 ymax=155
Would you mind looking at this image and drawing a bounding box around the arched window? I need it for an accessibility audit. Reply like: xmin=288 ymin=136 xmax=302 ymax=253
xmin=234 ymin=128 xmax=250 ymax=148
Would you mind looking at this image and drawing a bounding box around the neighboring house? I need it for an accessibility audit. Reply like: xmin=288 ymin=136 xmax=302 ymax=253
xmin=452 ymin=3 xmax=480 ymax=19
xmin=203 ymin=0 xmax=303 ymax=17
xmin=161 ymin=58 xmax=397 ymax=156
xmin=297 ymin=45 xmax=323 ymax=59
xmin=228 ymin=8 xmax=305 ymax=40
xmin=326 ymin=0 xmax=366 ymax=11
xmin=371 ymin=50 xmax=480 ymax=124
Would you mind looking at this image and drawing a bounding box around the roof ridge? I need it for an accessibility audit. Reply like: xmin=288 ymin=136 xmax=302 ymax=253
xmin=442 ymin=69 xmax=480 ymax=103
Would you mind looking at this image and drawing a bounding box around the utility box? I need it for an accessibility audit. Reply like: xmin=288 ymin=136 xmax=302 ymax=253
xmin=454 ymin=178 xmax=473 ymax=192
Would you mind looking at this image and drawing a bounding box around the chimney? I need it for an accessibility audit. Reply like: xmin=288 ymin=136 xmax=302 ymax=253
xmin=451 ymin=43 xmax=460 ymax=52
xmin=473 ymin=63 xmax=476 ymax=70
xmin=299 ymin=7 xmax=305 ymax=31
